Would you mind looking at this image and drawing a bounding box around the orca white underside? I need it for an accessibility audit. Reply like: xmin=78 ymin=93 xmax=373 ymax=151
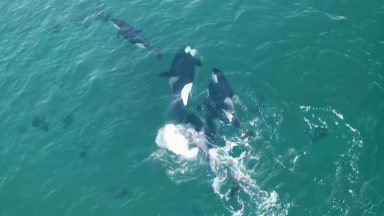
xmin=181 ymin=83 xmax=193 ymax=106
xmin=155 ymin=124 xmax=199 ymax=159
xmin=111 ymin=22 xmax=121 ymax=30
xmin=212 ymin=73 xmax=218 ymax=84
xmin=135 ymin=43 xmax=146 ymax=49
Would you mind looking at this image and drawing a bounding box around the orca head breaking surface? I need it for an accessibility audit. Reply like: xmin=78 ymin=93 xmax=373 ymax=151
xmin=184 ymin=46 xmax=197 ymax=57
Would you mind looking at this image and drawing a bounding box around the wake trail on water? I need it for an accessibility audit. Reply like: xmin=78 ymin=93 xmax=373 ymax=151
xmin=152 ymin=122 xmax=289 ymax=216
xmin=151 ymin=100 xmax=364 ymax=215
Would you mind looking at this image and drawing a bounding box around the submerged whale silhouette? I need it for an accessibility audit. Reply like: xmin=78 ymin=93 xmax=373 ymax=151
xmin=111 ymin=18 xmax=162 ymax=58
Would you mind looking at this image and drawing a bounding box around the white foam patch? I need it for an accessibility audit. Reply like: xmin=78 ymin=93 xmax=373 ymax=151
xmin=156 ymin=124 xmax=198 ymax=159
xmin=181 ymin=83 xmax=193 ymax=106
xmin=212 ymin=175 xmax=226 ymax=199
xmin=155 ymin=123 xmax=208 ymax=160
xmin=332 ymin=109 xmax=344 ymax=120
xmin=207 ymin=140 xmax=282 ymax=215
xmin=268 ymin=191 xmax=279 ymax=206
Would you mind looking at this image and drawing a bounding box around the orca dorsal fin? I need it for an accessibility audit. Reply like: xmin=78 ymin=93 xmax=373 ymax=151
xmin=158 ymin=71 xmax=172 ymax=78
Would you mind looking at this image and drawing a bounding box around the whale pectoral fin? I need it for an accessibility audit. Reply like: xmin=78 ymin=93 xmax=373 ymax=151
xmin=194 ymin=59 xmax=203 ymax=66
xmin=231 ymin=93 xmax=238 ymax=102
xmin=158 ymin=71 xmax=171 ymax=78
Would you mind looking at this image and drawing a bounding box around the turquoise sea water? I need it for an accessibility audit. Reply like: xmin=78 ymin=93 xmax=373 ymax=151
xmin=1 ymin=0 xmax=383 ymax=215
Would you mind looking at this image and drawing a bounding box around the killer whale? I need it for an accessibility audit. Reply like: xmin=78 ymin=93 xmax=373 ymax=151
xmin=203 ymin=68 xmax=250 ymax=143
xmin=156 ymin=46 xmax=210 ymax=158
xmin=208 ymin=68 xmax=242 ymax=128
xmin=159 ymin=46 xmax=202 ymax=122
xmin=158 ymin=64 xmax=248 ymax=197
xmin=111 ymin=18 xmax=162 ymax=58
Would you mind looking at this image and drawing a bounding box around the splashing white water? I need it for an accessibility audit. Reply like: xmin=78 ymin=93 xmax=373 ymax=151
xmin=155 ymin=123 xmax=206 ymax=159
xmin=152 ymin=123 xmax=208 ymax=184
xmin=153 ymin=107 xmax=289 ymax=215
xmin=207 ymin=138 xmax=284 ymax=216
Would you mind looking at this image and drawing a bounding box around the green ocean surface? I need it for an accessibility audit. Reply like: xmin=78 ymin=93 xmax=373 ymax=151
xmin=1 ymin=0 xmax=383 ymax=215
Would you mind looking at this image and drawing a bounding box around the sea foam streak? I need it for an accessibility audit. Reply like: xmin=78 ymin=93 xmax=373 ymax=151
xmin=155 ymin=124 xmax=198 ymax=159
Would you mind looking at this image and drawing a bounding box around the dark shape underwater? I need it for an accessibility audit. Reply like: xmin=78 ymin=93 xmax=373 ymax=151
xmin=310 ymin=126 xmax=328 ymax=144
xmin=32 ymin=114 xmax=49 ymax=132
xmin=60 ymin=112 xmax=74 ymax=127
xmin=111 ymin=18 xmax=162 ymax=58
xmin=115 ymin=188 xmax=132 ymax=199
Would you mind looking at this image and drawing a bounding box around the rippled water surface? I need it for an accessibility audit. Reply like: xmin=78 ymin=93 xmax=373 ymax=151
xmin=1 ymin=0 xmax=383 ymax=215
